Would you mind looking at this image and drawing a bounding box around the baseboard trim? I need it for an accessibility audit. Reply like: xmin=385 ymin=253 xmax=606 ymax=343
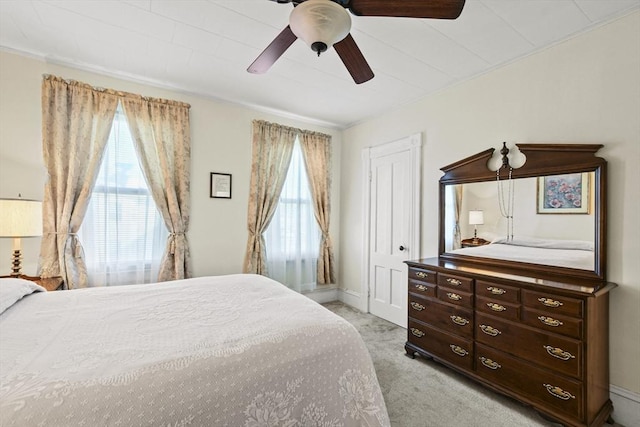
xmin=611 ymin=384 xmax=640 ymax=403
xmin=303 ymin=286 xmax=339 ymax=304
xmin=610 ymin=384 xmax=640 ymax=426
xmin=338 ymin=288 xmax=367 ymax=312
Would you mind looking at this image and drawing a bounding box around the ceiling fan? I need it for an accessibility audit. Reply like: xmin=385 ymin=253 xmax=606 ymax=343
xmin=247 ymin=0 xmax=466 ymax=84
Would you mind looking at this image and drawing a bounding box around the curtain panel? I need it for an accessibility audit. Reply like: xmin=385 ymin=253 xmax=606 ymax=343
xmin=453 ymin=185 xmax=463 ymax=250
xmin=121 ymin=96 xmax=192 ymax=281
xmin=39 ymin=75 xmax=119 ymax=288
xmin=243 ymin=120 xmax=296 ymax=275
xmin=299 ymin=130 xmax=335 ymax=284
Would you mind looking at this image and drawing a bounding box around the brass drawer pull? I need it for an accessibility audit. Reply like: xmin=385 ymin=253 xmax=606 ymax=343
xmin=479 ymin=356 xmax=502 ymax=370
xmin=538 ymin=316 xmax=563 ymax=327
xmin=450 ymin=315 xmax=469 ymax=326
xmin=446 ymin=278 xmax=462 ymax=286
xmin=449 ymin=345 xmax=468 ymax=357
xmin=410 ymin=302 xmax=425 ymax=311
xmin=447 ymin=292 xmax=462 ymax=301
xmin=543 ymin=384 xmax=576 ymax=401
xmin=538 ymin=297 xmax=563 ymax=308
xmin=543 ymin=345 xmax=575 ymax=361
xmin=415 ymin=271 xmax=429 ymax=279
xmin=480 ymin=324 xmax=501 ymax=337
xmin=487 ymin=303 xmax=506 ymax=312
xmin=487 ymin=286 xmax=506 ymax=295
xmin=410 ymin=327 xmax=425 ymax=338
xmin=414 ymin=284 xmax=429 ymax=292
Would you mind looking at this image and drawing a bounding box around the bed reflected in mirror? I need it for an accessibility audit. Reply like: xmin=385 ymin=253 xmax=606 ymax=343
xmin=443 ymin=172 xmax=596 ymax=271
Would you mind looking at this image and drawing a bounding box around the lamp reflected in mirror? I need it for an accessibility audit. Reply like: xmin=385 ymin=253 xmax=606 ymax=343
xmin=469 ymin=210 xmax=484 ymax=243
xmin=461 ymin=210 xmax=489 ymax=248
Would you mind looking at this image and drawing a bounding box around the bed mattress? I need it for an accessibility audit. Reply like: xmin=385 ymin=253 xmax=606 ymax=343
xmin=0 ymin=274 xmax=389 ymax=426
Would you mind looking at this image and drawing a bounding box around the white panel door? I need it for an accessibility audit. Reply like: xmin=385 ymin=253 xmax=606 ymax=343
xmin=368 ymin=148 xmax=413 ymax=327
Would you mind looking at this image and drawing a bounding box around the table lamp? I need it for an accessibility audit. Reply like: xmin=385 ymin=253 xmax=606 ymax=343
xmin=468 ymin=210 xmax=484 ymax=243
xmin=0 ymin=196 xmax=43 ymax=276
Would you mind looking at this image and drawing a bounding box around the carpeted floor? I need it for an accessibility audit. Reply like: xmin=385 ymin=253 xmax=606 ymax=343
xmin=322 ymin=301 xmax=620 ymax=427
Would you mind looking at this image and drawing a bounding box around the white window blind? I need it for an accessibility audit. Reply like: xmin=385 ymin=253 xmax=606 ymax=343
xmin=264 ymin=138 xmax=320 ymax=293
xmin=79 ymin=106 xmax=167 ymax=286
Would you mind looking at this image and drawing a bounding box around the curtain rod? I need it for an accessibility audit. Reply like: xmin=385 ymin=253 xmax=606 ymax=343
xmin=253 ymin=119 xmax=332 ymax=140
xmin=42 ymin=74 xmax=191 ymax=109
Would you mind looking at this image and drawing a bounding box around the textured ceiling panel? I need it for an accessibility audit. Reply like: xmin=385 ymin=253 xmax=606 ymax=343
xmin=0 ymin=0 xmax=637 ymax=128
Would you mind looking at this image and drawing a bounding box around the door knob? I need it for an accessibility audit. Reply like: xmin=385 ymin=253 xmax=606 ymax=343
xmin=399 ymin=245 xmax=406 ymax=251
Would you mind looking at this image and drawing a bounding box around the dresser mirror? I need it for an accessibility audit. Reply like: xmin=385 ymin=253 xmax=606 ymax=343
xmin=438 ymin=143 xmax=607 ymax=282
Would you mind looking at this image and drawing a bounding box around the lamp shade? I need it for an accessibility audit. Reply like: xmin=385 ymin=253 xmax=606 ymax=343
xmin=468 ymin=210 xmax=484 ymax=226
xmin=0 ymin=198 xmax=43 ymax=237
xmin=290 ymin=0 xmax=351 ymax=54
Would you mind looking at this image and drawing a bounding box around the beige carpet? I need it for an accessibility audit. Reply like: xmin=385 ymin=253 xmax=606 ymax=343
xmin=323 ymin=301 xmax=620 ymax=427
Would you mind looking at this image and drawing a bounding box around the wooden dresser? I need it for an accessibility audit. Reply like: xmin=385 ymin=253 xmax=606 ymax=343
xmin=405 ymin=258 xmax=616 ymax=427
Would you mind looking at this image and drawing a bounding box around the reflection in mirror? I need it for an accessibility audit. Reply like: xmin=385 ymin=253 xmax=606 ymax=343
xmin=443 ymin=172 xmax=596 ymax=271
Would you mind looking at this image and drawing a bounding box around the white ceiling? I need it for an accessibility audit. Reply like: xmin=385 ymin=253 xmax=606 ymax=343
xmin=1 ymin=0 xmax=638 ymax=128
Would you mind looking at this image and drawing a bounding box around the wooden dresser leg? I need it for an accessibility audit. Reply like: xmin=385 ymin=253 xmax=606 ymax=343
xmin=404 ymin=345 xmax=416 ymax=359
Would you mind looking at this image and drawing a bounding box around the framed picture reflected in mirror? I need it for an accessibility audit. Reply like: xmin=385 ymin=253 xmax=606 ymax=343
xmin=537 ymin=172 xmax=589 ymax=214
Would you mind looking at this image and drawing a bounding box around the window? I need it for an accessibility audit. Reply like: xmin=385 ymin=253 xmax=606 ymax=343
xmin=79 ymin=106 xmax=167 ymax=286
xmin=264 ymin=138 xmax=321 ymax=292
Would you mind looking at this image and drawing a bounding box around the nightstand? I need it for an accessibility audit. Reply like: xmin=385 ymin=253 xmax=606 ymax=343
xmin=460 ymin=238 xmax=490 ymax=248
xmin=1 ymin=274 xmax=64 ymax=291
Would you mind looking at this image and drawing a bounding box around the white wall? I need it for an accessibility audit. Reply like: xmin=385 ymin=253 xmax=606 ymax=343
xmin=0 ymin=50 xmax=341 ymax=283
xmin=340 ymin=10 xmax=640 ymax=402
xmin=455 ymin=177 xmax=595 ymax=244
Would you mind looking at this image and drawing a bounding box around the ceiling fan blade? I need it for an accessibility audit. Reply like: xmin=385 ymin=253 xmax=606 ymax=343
xmin=334 ymin=33 xmax=374 ymax=84
xmin=247 ymin=25 xmax=297 ymax=74
xmin=348 ymin=0 xmax=466 ymax=19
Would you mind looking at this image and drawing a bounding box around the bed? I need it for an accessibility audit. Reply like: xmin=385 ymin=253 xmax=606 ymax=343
xmin=450 ymin=237 xmax=595 ymax=270
xmin=0 ymin=274 xmax=390 ymax=426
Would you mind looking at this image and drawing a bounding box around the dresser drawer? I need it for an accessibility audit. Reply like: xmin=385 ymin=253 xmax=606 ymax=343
xmin=409 ymin=279 xmax=437 ymax=299
xmin=522 ymin=308 xmax=582 ymax=340
xmin=437 ymin=288 xmax=473 ymax=308
xmin=476 ymin=313 xmax=582 ymax=378
xmin=476 ymin=343 xmax=583 ymax=421
xmin=408 ymin=294 xmax=473 ymax=338
xmin=523 ymin=289 xmax=583 ymax=318
xmin=437 ymin=273 xmax=473 ymax=293
xmin=408 ymin=319 xmax=473 ymax=371
xmin=476 ymin=295 xmax=520 ymax=321
xmin=408 ymin=267 xmax=437 ymax=284
xmin=476 ymin=280 xmax=520 ymax=303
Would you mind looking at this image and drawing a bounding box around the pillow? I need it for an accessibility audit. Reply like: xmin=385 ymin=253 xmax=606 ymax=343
xmin=491 ymin=236 xmax=594 ymax=251
xmin=0 ymin=278 xmax=46 ymax=315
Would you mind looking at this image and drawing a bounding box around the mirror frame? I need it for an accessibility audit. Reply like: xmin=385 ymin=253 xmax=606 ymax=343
xmin=438 ymin=143 xmax=607 ymax=283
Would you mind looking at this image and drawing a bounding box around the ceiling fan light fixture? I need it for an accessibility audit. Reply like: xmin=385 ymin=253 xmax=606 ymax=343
xmin=289 ymin=0 xmax=351 ymax=55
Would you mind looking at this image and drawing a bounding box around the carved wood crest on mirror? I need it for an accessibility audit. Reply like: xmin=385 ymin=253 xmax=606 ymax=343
xmin=438 ymin=143 xmax=607 ymax=284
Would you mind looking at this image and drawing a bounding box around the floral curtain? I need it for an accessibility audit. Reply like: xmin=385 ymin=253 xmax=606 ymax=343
xmin=453 ymin=184 xmax=463 ymax=249
xmin=243 ymin=120 xmax=296 ymax=275
xmin=299 ymin=130 xmax=335 ymax=284
xmin=121 ymin=96 xmax=192 ymax=281
xmin=39 ymin=75 xmax=119 ymax=288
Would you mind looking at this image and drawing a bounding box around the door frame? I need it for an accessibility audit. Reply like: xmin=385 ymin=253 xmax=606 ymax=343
xmin=360 ymin=133 xmax=422 ymax=314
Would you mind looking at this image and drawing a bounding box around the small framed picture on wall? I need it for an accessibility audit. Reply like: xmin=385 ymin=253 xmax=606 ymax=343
xmin=210 ymin=172 xmax=232 ymax=199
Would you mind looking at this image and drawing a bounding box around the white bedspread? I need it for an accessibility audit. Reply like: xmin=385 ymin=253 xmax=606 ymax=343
xmin=0 ymin=274 xmax=390 ymax=426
